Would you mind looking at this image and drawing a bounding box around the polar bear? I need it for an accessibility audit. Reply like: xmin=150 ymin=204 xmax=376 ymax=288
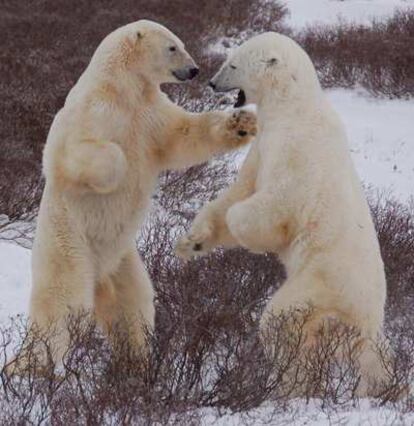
xmin=176 ymin=32 xmax=387 ymax=395
xmin=21 ymin=20 xmax=257 ymax=368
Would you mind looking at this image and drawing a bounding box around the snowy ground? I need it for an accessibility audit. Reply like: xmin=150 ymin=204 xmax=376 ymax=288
xmin=285 ymin=0 xmax=414 ymax=29
xmin=201 ymin=399 xmax=414 ymax=425
xmin=1 ymin=1 xmax=413 ymax=424
xmin=0 ymin=242 xmax=31 ymax=324
xmin=330 ymin=89 xmax=414 ymax=201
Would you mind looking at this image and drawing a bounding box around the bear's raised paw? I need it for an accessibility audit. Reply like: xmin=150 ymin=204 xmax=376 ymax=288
xmin=226 ymin=110 xmax=258 ymax=146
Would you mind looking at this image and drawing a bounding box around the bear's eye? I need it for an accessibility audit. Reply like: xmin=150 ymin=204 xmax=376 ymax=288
xmin=169 ymin=46 xmax=177 ymax=52
xmin=230 ymin=64 xmax=237 ymax=70
xmin=268 ymin=58 xmax=278 ymax=65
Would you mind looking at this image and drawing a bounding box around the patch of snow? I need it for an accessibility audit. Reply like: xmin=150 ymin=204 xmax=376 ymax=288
xmin=200 ymin=398 xmax=414 ymax=425
xmin=207 ymin=37 xmax=238 ymax=56
xmin=284 ymin=0 xmax=414 ymax=29
xmin=0 ymin=242 xmax=31 ymax=323
xmin=328 ymin=88 xmax=414 ymax=201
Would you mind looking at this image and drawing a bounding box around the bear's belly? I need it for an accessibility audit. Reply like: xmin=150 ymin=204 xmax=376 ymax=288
xmin=90 ymin=229 xmax=136 ymax=278
xmin=71 ymin=190 xmax=151 ymax=276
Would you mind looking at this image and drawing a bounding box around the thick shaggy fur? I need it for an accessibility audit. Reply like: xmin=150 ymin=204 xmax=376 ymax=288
xmin=176 ymin=32 xmax=387 ymax=395
xmin=28 ymin=20 xmax=257 ymax=365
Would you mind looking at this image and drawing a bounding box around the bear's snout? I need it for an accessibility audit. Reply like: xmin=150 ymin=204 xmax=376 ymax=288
xmin=172 ymin=66 xmax=199 ymax=81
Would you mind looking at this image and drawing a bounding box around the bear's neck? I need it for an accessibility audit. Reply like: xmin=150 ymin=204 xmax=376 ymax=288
xmin=85 ymin=59 xmax=160 ymax=106
xmin=257 ymin=88 xmax=323 ymax=123
xmin=257 ymin=83 xmax=322 ymax=111
xmin=95 ymin=70 xmax=160 ymax=107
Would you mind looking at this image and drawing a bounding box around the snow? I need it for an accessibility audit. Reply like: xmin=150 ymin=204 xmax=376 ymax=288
xmin=285 ymin=0 xmax=414 ymax=29
xmin=200 ymin=399 xmax=414 ymax=425
xmin=328 ymin=89 xmax=414 ymax=201
xmin=0 ymin=242 xmax=31 ymax=324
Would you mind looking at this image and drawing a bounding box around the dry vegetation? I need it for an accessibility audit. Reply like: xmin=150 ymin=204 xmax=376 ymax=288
xmin=300 ymin=9 xmax=414 ymax=97
xmin=1 ymin=0 xmax=414 ymax=424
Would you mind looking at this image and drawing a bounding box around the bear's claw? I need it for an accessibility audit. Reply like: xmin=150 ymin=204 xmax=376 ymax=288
xmin=175 ymin=226 xmax=212 ymax=260
xmin=175 ymin=237 xmax=204 ymax=260
xmin=193 ymin=243 xmax=203 ymax=251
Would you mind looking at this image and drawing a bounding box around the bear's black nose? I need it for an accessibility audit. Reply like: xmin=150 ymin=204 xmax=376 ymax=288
xmin=208 ymin=81 xmax=216 ymax=90
xmin=189 ymin=67 xmax=199 ymax=79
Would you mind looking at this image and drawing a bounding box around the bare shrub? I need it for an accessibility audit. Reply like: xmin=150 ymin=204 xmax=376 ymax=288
xmin=299 ymin=9 xmax=414 ymax=98
xmin=0 ymin=172 xmax=41 ymax=247
xmin=2 ymin=304 xmax=412 ymax=424
xmin=370 ymin=195 xmax=414 ymax=317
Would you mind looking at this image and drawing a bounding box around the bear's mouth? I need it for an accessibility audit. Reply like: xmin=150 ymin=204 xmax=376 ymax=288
xmin=234 ymin=89 xmax=246 ymax=108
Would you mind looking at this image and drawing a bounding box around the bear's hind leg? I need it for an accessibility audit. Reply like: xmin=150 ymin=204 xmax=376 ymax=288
xmin=260 ymin=271 xmax=391 ymax=398
xmin=260 ymin=270 xmax=329 ymax=342
xmin=259 ymin=271 xmax=349 ymax=396
xmin=341 ymin=311 xmax=390 ymax=398
xmin=8 ymin=254 xmax=96 ymax=375
xmin=95 ymin=249 xmax=155 ymax=354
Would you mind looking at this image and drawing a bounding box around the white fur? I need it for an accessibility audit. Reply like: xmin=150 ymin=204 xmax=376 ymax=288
xmin=26 ymin=20 xmax=257 ymax=367
xmin=176 ymin=32 xmax=387 ymax=395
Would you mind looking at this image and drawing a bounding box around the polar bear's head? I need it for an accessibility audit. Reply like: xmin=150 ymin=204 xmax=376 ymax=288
xmin=91 ymin=20 xmax=199 ymax=84
xmin=209 ymin=32 xmax=320 ymax=107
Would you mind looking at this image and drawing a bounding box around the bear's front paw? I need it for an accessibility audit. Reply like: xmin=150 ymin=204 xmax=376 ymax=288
xmin=175 ymin=225 xmax=213 ymax=260
xmin=226 ymin=109 xmax=258 ymax=146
